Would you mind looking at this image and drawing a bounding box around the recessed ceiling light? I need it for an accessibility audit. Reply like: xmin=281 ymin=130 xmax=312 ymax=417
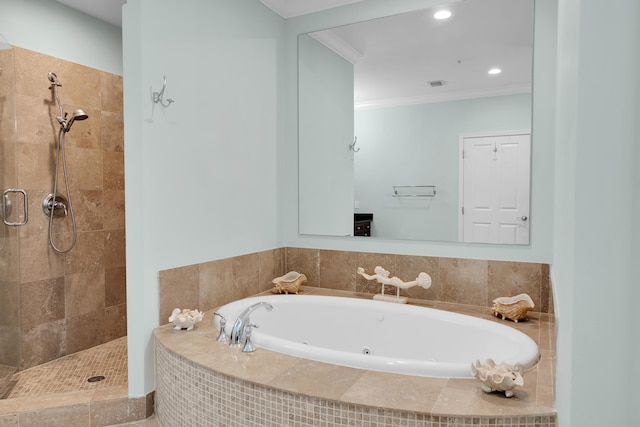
xmin=434 ymin=10 xmax=452 ymax=20
xmin=488 ymin=68 xmax=502 ymax=75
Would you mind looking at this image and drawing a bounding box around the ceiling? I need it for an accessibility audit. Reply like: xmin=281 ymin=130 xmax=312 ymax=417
xmin=56 ymin=0 xmax=533 ymax=108
xmin=54 ymin=0 xmax=359 ymax=25
xmin=311 ymin=0 xmax=533 ymax=108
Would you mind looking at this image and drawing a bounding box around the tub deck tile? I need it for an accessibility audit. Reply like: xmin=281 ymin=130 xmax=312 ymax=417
xmin=339 ymin=370 xmax=448 ymax=413
xmin=269 ymin=359 xmax=366 ymax=401
xmin=154 ymin=287 xmax=557 ymax=425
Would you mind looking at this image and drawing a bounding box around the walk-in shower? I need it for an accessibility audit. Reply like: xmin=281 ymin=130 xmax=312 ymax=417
xmin=44 ymin=71 xmax=88 ymax=253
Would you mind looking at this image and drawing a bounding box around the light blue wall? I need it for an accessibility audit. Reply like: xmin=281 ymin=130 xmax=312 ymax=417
xmin=354 ymin=93 xmax=531 ymax=241
xmin=7 ymin=1 xmax=639 ymax=424
xmin=553 ymin=0 xmax=639 ymax=425
xmin=122 ymin=0 xmax=284 ymax=396
xmin=0 ymin=0 xmax=122 ymax=75
xmin=283 ymin=0 xmax=555 ymax=263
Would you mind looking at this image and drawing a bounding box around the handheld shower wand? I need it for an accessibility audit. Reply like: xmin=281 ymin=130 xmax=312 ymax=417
xmin=46 ymin=71 xmax=89 ymax=253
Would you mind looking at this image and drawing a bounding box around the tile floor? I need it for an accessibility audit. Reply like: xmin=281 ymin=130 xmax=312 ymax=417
xmin=0 ymin=337 xmax=148 ymax=426
xmin=3 ymin=337 xmax=127 ymax=400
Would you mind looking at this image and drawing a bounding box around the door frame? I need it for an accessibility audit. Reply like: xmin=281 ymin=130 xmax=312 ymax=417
xmin=457 ymin=129 xmax=531 ymax=242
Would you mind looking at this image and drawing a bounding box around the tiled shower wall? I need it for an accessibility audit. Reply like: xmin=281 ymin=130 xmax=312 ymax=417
xmin=158 ymin=247 xmax=552 ymax=320
xmin=9 ymin=47 xmax=126 ymax=370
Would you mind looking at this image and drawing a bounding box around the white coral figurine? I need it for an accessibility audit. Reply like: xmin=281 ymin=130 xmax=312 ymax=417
xmin=470 ymin=359 xmax=524 ymax=398
xmin=168 ymin=308 xmax=204 ymax=331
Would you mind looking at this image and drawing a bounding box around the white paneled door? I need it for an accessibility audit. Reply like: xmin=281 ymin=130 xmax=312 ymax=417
xmin=459 ymin=131 xmax=531 ymax=244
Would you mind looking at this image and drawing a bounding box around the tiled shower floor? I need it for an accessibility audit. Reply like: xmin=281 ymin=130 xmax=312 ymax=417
xmin=2 ymin=337 xmax=128 ymax=400
xmin=0 ymin=337 xmax=153 ymax=426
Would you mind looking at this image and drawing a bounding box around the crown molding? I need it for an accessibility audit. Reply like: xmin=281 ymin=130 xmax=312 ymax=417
xmin=258 ymin=0 xmax=365 ymax=18
xmin=355 ymin=85 xmax=532 ymax=110
xmin=309 ymin=30 xmax=363 ymax=64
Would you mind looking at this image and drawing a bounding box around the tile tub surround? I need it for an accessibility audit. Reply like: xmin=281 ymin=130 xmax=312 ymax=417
xmin=285 ymin=248 xmax=553 ymax=314
xmin=158 ymin=248 xmax=552 ymax=326
xmin=158 ymin=248 xmax=285 ymax=324
xmin=154 ymin=287 xmax=556 ymax=427
xmin=6 ymin=46 xmax=127 ymax=370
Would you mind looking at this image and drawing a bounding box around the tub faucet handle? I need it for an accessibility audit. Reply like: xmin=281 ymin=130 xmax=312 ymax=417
xmin=213 ymin=312 xmax=227 ymax=343
xmin=242 ymin=324 xmax=259 ymax=353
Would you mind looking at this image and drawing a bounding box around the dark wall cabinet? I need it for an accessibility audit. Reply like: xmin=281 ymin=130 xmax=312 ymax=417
xmin=354 ymin=213 xmax=373 ymax=237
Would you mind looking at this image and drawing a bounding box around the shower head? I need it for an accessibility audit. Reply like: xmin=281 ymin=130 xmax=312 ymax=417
xmin=48 ymin=72 xmax=61 ymax=86
xmin=64 ymin=109 xmax=88 ymax=132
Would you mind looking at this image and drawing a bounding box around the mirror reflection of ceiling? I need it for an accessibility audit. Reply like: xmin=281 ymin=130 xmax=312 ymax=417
xmin=309 ymin=0 xmax=533 ymax=109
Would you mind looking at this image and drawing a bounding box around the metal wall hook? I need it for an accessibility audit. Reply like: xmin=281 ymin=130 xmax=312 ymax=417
xmin=349 ymin=136 xmax=360 ymax=152
xmin=152 ymin=75 xmax=175 ymax=107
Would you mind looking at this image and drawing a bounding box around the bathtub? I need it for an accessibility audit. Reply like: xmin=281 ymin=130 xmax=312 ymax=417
xmin=215 ymin=294 xmax=539 ymax=378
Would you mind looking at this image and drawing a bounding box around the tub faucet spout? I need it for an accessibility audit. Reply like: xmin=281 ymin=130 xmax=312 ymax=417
xmin=229 ymin=301 xmax=273 ymax=346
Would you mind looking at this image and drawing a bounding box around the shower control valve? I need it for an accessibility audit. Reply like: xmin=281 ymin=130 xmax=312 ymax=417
xmin=42 ymin=194 xmax=68 ymax=218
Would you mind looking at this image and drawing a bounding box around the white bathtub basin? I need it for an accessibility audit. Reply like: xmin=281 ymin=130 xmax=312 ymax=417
xmin=215 ymin=294 xmax=539 ymax=378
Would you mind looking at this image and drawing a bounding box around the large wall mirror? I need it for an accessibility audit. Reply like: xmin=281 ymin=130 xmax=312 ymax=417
xmin=298 ymin=0 xmax=534 ymax=245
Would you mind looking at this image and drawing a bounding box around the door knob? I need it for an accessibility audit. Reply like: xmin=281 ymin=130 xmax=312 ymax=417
xmin=517 ymin=216 xmax=528 ymax=221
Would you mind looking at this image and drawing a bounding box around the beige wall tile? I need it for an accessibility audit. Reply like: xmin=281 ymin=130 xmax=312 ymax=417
xmin=541 ymin=264 xmax=552 ymax=314
xmin=73 ymin=190 xmax=104 ymax=232
xmin=54 ymin=60 xmax=101 ymax=111
xmin=488 ymin=261 xmax=542 ymax=310
xmin=103 ymin=151 xmax=124 ymax=191
xmin=100 ymin=72 xmax=124 ymax=114
xmin=105 ymin=266 xmax=127 ymax=307
xmin=21 ymin=278 xmax=65 ymax=332
xmin=16 ymin=142 xmax=54 ymax=190
xmin=0 ymin=325 xmax=20 ymax=367
xmin=64 ymin=231 xmax=105 ymax=275
xmin=20 ymin=319 xmax=66 ymax=369
xmin=285 ymin=247 xmax=319 ymax=286
xmin=159 ymin=265 xmax=199 ymax=325
xmin=13 ymin=47 xmax=62 ymax=99
xmin=104 ymin=230 xmax=126 ymax=269
xmin=101 ymin=110 xmax=124 ymax=152
xmin=19 ymin=233 xmax=65 ymax=283
xmin=65 ymin=147 xmax=103 ymax=191
xmin=103 ymin=190 xmax=126 ymax=230
xmin=64 ymin=271 xmax=105 ymax=318
xmin=0 ymin=280 xmax=21 ymax=327
xmin=104 ymin=303 xmax=127 ymax=342
xmin=0 ymin=142 xmax=17 ymax=187
xmin=20 ymin=190 xmax=51 ymax=238
xmin=15 ymin=94 xmax=56 ymax=147
xmin=319 ymin=249 xmax=357 ymax=291
xmin=258 ymin=248 xmax=285 ymax=292
xmin=439 ymin=258 xmax=488 ymax=306
xmin=232 ymin=252 xmax=261 ymax=299
xmin=66 ymin=310 xmax=104 ymax=354
xmin=198 ymin=258 xmax=234 ymax=311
